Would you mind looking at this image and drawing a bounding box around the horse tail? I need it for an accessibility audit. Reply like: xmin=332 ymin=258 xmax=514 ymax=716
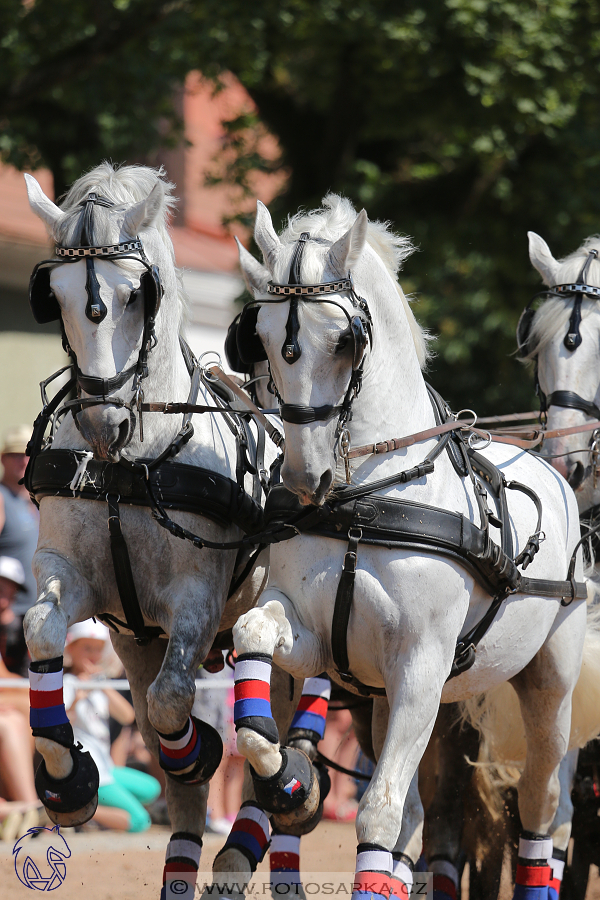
xmin=459 ymin=592 xmax=600 ymax=767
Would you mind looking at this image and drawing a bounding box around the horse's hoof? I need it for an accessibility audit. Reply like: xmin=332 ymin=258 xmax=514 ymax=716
xmin=252 ymin=747 xmax=319 ymax=827
xmin=165 ymin=719 xmax=223 ymax=787
xmin=35 ymin=744 xmax=99 ymax=827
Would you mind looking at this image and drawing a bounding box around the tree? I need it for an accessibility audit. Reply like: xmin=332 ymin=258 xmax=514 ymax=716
xmin=3 ymin=0 xmax=600 ymax=412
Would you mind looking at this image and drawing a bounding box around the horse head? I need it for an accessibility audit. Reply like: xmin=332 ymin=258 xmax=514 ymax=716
xmin=525 ymin=231 xmax=600 ymax=500
xmin=238 ymin=196 xmax=425 ymax=506
xmin=25 ymin=165 xmax=179 ymax=462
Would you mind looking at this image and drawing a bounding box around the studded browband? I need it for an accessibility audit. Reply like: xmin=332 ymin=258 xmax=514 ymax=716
xmin=267 ymin=278 xmax=352 ymax=296
xmin=56 ymin=239 xmax=143 ymax=259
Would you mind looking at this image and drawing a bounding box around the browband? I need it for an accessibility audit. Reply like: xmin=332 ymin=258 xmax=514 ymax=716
xmin=267 ymin=278 xmax=352 ymax=296
xmin=56 ymin=239 xmax=143 ymax=259
xmin=552 ymin=282 xmax=600 ymax=298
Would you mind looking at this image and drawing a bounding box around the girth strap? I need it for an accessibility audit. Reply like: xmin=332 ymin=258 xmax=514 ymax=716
xmin=331 ymin=524 xmax=375 ymax=693
xmin=105 ymin=493 xmax=162 ymax=644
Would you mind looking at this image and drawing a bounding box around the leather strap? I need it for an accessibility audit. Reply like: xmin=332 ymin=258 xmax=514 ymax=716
xmin=106 ymin=493 xmax=156 ymax=644
xmin=545 ymin=390 xmax=600 ymax=420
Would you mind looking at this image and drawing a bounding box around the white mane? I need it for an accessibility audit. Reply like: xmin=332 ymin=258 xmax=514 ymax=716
xmin=53 ymin=162 xmax=187 ymax=329
xmin=280 ymin=194 xmax=432 ymax=369
xmin=526 ymin=235 xmax=600 ymax=359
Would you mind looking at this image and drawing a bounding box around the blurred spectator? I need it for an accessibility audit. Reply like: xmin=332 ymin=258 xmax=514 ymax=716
xmin=0 ymin=555 xmax=40 ymax=838
xmin=0 ymin=426 xmax=39 ymax=675
xmin=64 ymin=620 xmax=160 ymax=832
xmin=320 ymin=708 xmax=359 ymax=822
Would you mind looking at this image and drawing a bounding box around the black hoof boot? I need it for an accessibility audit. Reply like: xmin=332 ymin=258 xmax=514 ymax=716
xmin=35 ymin=744 xmax=99 ymax=827
xmin=164 ymin=719 xmax=223 ymax=787
xmin=251 ymin=747 xmax=320 ymax=831
xmin=276 ymin=760 xmax=331 ymax=836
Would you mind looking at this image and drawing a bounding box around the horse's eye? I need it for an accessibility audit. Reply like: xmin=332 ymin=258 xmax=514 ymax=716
xmin=335 ymin=329 xmax=351 ymax=354
xmin=127 ymin=288 xmax=141 ymax=307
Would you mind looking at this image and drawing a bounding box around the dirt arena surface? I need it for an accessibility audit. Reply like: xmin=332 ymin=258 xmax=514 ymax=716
xmin=0 ymin=821 xmax=598 ymax=898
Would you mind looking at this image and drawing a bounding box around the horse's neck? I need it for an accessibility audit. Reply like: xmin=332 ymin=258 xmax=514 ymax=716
xmin=350 ymin=291 xmax=435 ymax=453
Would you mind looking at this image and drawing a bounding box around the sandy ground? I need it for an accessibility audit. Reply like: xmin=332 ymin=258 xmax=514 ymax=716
xmin=0 ymin=821 xmax=598 ymax=899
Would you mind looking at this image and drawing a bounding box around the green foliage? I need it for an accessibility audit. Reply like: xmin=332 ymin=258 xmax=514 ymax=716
xmin=3 ymin=0 xmax=600 ymax=411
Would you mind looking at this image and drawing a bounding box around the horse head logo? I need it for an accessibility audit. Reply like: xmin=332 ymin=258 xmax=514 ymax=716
xmin=13 ymin=824 xmax=71 ymax=891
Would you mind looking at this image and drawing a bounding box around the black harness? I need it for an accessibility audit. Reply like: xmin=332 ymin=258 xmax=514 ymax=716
xmin=26 ymin=195 xmax=266 ymax=644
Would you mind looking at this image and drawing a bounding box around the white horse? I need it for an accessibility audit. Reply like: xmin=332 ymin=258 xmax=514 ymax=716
xmin=21 ymin=164 xmax=300 ymax=900
xmin=511 ymin=230 xmax=600 ymax=896
xmin=227 ymin=195 xmax=600 ymax=900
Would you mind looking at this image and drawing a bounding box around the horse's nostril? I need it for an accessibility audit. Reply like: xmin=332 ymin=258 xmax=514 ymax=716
xmin=567 ymin=461 xmax=585 ymax=490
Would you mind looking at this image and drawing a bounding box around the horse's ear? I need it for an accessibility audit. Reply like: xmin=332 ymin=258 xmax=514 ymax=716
xmin=24 ymin=174 xmax=64 ymax=236
xmin=528 ymin=231 xmax=559 ymax=286
xmin=236 ymin=237 xmax=271 ymax=295
xmin=254 ymin=200 xmax=281 ymax=271
xmin=328 ymin=208 xmax=368 ymax=275
xmin=122 ymin=183 xmax=162 ymax=237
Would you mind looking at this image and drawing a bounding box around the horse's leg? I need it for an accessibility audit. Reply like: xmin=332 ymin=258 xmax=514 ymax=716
xmin=369 ymin=695 xmax=423 ymax=900
xmin=509 ymin=603 xmax=586 ymax=900
xmin=423 ymin=705 xmax=481 ymax=900
xmin=346 ymin=652 xmax=444 ymax=900
xmin=112 ymin=633 xmax=207 ymax=900
xmin=24 ymin=554 xmax=99 ymax=826
xmin=231 ymin=595 xmax=324 ymax=829
xmin=208 ymin=664 xmax=308 ymax=899
xmin=547 ymin=749 xmax=578 ymax=900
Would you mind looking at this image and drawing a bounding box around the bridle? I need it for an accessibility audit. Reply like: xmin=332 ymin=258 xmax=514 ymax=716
xmin=517 ymin=248 xmax=600 ymax=423
xmin=28 ymin=192 xmax=164 ymax=445
xmin=235 ymin=232 xmax=373 ymax=451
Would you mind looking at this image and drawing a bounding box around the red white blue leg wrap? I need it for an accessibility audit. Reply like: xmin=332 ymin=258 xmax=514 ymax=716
xmin=289 ymin=675 xmax=331 ymax=742
xmin=352 ymin=844 xmax=393 ymax=900
xmin=513 ymin=832 xmax=552 ymax=900
xmin=234 ymin=653 xmax=278 ymax=743
xmin=158 ymin=717 xmax=202 ymax=772
xmin=29 ymin=658 xmax=71 ymax=736
xmin=391 ymin=852 xmax=413 ymax=900
xmin=430 ymin=857 xmax=459 ymax=900
xmin=270 ymin=832 xmax=301 ymax=888
xmin=160 ymin=831 xmax=202 ymax=900
xmin=217 ymin=801 xmax=271 ymax=872
xmin=548 ymin=848 xmax=565 ymax=900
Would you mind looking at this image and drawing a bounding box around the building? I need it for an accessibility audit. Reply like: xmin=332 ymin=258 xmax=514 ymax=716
xmin=0 ymin=72 xmax=281 ymax=434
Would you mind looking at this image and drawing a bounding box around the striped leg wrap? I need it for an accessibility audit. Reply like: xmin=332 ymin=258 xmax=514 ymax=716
xmin=289 ymin=675 xmax=331 ymax=743
xmin=216 ymin=801 xmax=270 ymax=872
xmin=158 ymin=717 xmax=202 ymax=772
xmin=270 ymin=832 xmax=301 ymax=888
xmin=548 ymin=848 xmax=566 ymax=900
xmin=391 ymin=852 xmax=413 ymax=900
xmin=430 ymin=857 xmax=459 ymax=900
xmin=234 ymin=654 xmax=278 ymax=743
xmin=160 ymin=831 xmax=202 ymax=900
xmin=352 ymin=844 xmax=393 ymax=900
xmin=513 ymin=832 xmax=552 ymax=900
xmin=29 ymin=657 xmax=70 ymax=732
